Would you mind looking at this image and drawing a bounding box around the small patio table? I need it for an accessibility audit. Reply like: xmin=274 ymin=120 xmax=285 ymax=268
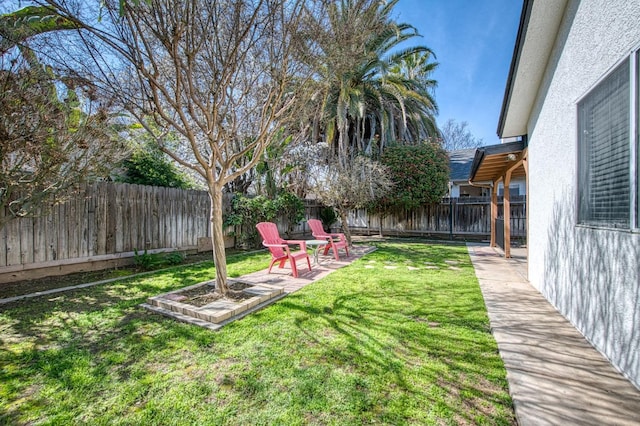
xmin=306 ymin=239 xmax=329 ymax=265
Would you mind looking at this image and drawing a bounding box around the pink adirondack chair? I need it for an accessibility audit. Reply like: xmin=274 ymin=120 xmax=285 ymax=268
xmin=256 ymin=222 xmax=311 ymax=278
xmin=307 ymin=219 xmax=349 ymax=261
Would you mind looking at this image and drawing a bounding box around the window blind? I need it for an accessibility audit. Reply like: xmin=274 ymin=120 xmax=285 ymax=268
xmin=578 ymin=58 xmax=630 ymax=227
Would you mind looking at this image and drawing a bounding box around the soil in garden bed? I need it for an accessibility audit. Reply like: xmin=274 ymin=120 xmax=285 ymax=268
xmin=169 ymin=281 xmax=254 ymax=307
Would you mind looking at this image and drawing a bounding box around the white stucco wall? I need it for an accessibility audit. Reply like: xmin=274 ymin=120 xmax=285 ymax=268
xmin=526 ymin=0 xmax=640 ymax=389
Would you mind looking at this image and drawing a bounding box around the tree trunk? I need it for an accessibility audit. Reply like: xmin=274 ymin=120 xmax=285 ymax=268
xmin=209 ymin=185 xmax=228 ymax=295
xmin=338 ymin=207 xmax=352 ymax=246
xmin=338 ymin=129 xmax=346 ymax=168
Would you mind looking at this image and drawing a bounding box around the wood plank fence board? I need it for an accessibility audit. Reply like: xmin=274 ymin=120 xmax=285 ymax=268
xmin=139 ymin=185 xmax=144 ymax=249
xmin=123 ymin=183 xmax=130 ymax=252
xmin=45 ymin=205 xmax=55 ymax=261
xmin=32 ymin=213 xmax=44 ymax=264
xmin=99 ymin=183 xmax=108 ymax=256
xmin=0 ymin=213 xmax=6 ymax=267
xmin=151 ymin=187 xmax=160 ymax=250
xmin=5 ymin=218 xmax=21 ymax=266
xmin=160 ymin=187 xmax=169 ymax=248
xmin=5 ymin=219 xmax=20 ymax=266
xmin=56 ymin=202 xmax=68 ymax=261
xmin=107 ymin=182 xmax=115 ymax=251
xmin=87 ymin=184 xmax=97 ymax=257
xmin=68 ymin=192 xmax=79 ymax=259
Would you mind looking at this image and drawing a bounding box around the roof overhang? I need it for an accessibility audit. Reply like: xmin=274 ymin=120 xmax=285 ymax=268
xmin=469 ymin=141 xmax=526 ymax=183
xmin=497 ymin=0 xmax=569 ymax=138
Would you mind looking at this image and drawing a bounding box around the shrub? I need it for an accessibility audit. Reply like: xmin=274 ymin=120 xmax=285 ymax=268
xmin=164 ymin=251 xmax=186 ymax=265
xmin=224 ymin=192 xmax=305 ymax=248
xmin=318 ymin=206 xmax=338 ymax=231
xmin=379 ymin=142 xmax=450 ymax=211
xmin=116 ymin=146 xmax=197 ymax=189
xmin=133 ymin=249 xmax=162 ymax=270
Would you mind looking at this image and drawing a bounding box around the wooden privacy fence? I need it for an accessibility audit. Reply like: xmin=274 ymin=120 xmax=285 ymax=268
xmin=0 ymin=182 xmax=213 ymax=280
xmin=0 ymin=183 xmax=525 ymax=282
xmin=345 ymin=196 xmax=526 ymax=239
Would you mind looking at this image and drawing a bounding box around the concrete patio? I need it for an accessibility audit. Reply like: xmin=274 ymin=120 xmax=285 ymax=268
xmin=468 ymin=243 xmax=640 ymax=425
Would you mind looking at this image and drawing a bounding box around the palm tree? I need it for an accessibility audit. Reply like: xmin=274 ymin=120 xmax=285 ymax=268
xmin=0 ymin=6 xmax=77 ymax=57
xmin=0 ymin=6 xmax=124 ymax=229
xmin=306 ymin=0 xmax=439 ymax=163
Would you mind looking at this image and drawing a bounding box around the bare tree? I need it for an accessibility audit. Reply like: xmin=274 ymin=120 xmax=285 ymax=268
xmin=41 ymin=0 xmax=311 ymax=294
xmin=309 ymin=152 xmax=393 ymax=245
xmin=439 ymin=119 xmax=483 ymax=152
xmin=0 ymin=6 xmax=125 ymax=230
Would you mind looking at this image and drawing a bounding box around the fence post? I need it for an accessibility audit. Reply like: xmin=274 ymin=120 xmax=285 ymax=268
xmin=449 ymin=197 xmax=453 ymax=240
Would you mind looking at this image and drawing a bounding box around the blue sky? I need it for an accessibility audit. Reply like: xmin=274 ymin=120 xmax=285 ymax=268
xmin=393 ymin=0 xmax=522 ymax=145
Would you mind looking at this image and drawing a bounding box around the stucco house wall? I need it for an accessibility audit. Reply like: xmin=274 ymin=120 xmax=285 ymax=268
xmin=526 ymin=0 xmax=640 ymax=388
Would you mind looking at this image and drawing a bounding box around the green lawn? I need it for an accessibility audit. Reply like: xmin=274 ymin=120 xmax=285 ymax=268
xmin=0 ymin=242 xmax=515 ymax=425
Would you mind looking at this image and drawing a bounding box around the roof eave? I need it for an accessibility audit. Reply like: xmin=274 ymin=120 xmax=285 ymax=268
xmin=497 ymin=0 xmax=534 ymax=138
xmin=497 ymin=0 xmax=570 ymax=139
xmin=469 ymin=141 xmax=526 ymax=182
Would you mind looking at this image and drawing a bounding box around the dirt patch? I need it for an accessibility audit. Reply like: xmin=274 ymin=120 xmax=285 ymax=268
xmin=171 ymin=281 xmax=254 ymax=307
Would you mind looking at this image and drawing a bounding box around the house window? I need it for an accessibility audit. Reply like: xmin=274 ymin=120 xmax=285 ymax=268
xmin=498 ymin=186 xmax=520 ymax=197
xmin=636 ymin=50 xmax=640 ymax=227
xmin=578 ymin=56 xmax=634 ymax=228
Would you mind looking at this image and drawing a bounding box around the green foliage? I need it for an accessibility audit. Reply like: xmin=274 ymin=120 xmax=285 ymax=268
xmin=134 ymin=249 xmax=186 ymax=270
xmin=379 ymin=142 xmax=450 ymax=211
xmin=255 ymin=133 xmax=294 ymax=198
xmin=225 ymin=195 xmax=278 ymax=228
xmin=276 ymin=191 xmax=305 ymax=229
xmin=306 ymin=0 xmax=439 ymax=161
xmin=133 ymin=248 xmax=160 ymax=270
xmin=116 ymin=146 xmax=196 ymax=189
xmin=0 ymin=6 xmax=126 ymax=230
xmin=225 ymin=192 xmax=305 ymax=248
xmin=318 ymin=206 xmax=338 ymax=231
xmin=163 ymin=251 xmax=186 ymax=266
xmin=0 ymin=6 xmax=78 ymax=55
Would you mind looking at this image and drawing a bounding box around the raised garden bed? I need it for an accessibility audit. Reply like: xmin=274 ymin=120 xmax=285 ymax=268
xmin=146 ymin=279 xmax=284 ymax=325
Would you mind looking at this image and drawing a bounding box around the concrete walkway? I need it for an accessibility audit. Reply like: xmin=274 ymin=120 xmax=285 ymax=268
xmin=467 ymin=243 xmax=640 ymax=425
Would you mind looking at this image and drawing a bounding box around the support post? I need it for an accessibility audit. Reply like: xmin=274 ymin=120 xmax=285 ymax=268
xmin=504 ymin=170 xmax=512 ymax=258
xmin=449 ymin=195 xmax=453 ymax=240
xmin=490 ymin=182 xmax=498 ymax=247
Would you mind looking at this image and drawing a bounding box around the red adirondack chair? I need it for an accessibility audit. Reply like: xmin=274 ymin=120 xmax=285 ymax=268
xmin=256 ymin=222 xmax=311 ymax=278
xmin=307 ymin=219 xmax=349 ymax=261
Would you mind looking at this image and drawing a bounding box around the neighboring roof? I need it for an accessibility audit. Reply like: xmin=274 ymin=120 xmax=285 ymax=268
xmin=469 ymin=141 xmax=526 ymax=183
xmin=497 ymin=0 xmax=569 ymax=138
xmin=448 ymin=148 xmax=477 ymax=182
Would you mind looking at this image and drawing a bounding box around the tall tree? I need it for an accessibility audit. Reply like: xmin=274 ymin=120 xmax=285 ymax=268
xmin=41 ymin=0 xmax=310 ymax=294
xmin=440 ymin=118 xmax=484 ymax=151
xmin=305 ymin=0 xmax=439 ymax=163
xmin=373 ymin=141 xmax=449 ymax=235
xmin=0 ymin=6 xmax=124 ymax=229
xmin=0 ymin=5 xmax=77 ymax=56
xmin=379 ymin=142 xmax=450 ymax=211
